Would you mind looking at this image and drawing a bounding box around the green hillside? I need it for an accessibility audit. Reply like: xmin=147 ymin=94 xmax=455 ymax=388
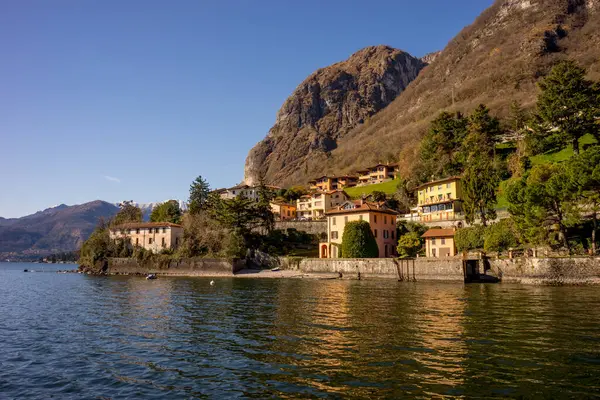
xmin=344 ymin=179 xmax=400 ymax=199
xmin=496 ymin=134 xmax=597 ymax=209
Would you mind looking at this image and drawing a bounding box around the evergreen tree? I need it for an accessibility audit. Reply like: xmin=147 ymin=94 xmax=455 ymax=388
xmin=460 ymin=104 xmax=502 ymax=226
xmin=255 ymin=182 xmax=276 ymax=233
xmin=462 ymin=156 xmax=499 ymax=226
xmin=150 ymin=200 xmax=182 ymax=224
xmin=417 ymin=111 xmax=468 ymax=181
xmin=341 ymin=221 xmax=379 ymax=258
xmin=188 ymin=175 xmax=211 ymax=214
xmin=567 ymin=147 xmax=600 ymax=254
xmin=536 ymin=60 xmax=599 ymax=155
xmin=506 ymin=164 xmax=579 ymax=253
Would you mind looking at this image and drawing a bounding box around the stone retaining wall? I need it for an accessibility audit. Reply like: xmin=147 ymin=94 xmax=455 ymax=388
xmin=274 ymin=220 xmax=327 ymax=236
xmin=281 ymin=257 xmax=465 ymax=281
xmin=108 ymin=257 xmax=246 ymax=276
xmin=490 ymin=257 xmax=600 ymax=284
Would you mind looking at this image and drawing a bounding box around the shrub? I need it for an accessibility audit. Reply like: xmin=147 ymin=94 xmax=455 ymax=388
xmin=396 ymin=232 xmax=422 ymax=259
xmin=455 ymin=225 xmax=486 ymax=253
xmin=484 ymin=219 xmax=519 ymax=253
xmin=341 ymin=221 xmax=379 ymax=258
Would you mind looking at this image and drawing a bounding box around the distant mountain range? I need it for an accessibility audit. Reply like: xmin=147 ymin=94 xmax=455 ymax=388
xmin=0 ymin=199 xmax=188 ymax=261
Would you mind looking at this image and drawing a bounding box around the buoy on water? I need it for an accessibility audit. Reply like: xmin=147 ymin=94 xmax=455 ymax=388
xmin=210 ymin=280 xmax=215 ymax=286
xmin=146 ymin=274 xmax=157 ymax=280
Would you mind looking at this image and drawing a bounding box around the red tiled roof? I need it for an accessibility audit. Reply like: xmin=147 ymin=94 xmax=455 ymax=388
xmin=421 ymin=229 xmax=456 ymax=238
xmin=325 ymin=200 xmax=398 ymax=216
xmin=111 ymin=222 xmax=183 ymax=230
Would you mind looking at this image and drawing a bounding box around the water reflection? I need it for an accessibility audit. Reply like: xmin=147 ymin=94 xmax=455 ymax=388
xmin=2 ymin=266 xmax=600 ymax=399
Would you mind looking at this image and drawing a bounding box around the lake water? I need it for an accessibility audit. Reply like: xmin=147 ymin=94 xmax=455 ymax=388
xmin=1 ymin=262 xmax=600 ymax=398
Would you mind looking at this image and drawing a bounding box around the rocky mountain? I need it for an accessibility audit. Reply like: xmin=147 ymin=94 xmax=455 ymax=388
xmin=0 ymin=201 xmax=119 ymax=260
xmin=420 ymin=51 xmax=441 ymax=65
xmin=244 ymin=45 xmax=426 ymax=185
xmin=245 ymin=0 xmax=600 ymax=187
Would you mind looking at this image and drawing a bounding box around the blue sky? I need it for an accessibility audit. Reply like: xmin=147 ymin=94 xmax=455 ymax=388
xmin=0 ymin=0 xmax=493 ymax=218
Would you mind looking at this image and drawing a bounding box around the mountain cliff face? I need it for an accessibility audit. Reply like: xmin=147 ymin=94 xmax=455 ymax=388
xmin=244 ymin=45 xmax=425 ymax=185
xmin=245 ymin=0 xmax=600 ymax=187
xmin=0 ymin=201 xmax=119 ymax=260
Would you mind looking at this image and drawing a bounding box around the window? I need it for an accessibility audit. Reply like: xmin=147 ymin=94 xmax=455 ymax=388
xmin=232 ymin=191 xmax=236 ymax=195
xmin=148 ymin=238 xmax=153 ymax=244
xmin=149 ymin=228 xmax=153 ymax=234
xmin=441 ymin=238 xmax=446 ymax=245
xmin=331 ymin=231 xmax=338 ymax=239
xmin=135 ymin=238 xmax=139 ymax=246
xmin=447 ymin=193 xmax=451 ymax=199
xmin=345 ymin=216 xmax=348 ymax=223
xmin=136 ymin=229 xmax=140 ymax=234
xmin=162 ymin=237 xmax=166 ymax=247
xmin=175 ymin=237 xmax=179 ymax=246
xmin=333 ymin=217 xmax=336 ymax=226
xmin=432 ymin=248 xmax=437 ymax=257
xmin=438 ymin=185 xmax=442 ymax=190
xmin=438 ymin=194 xmax=443 ymax=200
xmin=383 ymin=230 xmax=388 ymax=239
xmin=374 ymin=229 xmax=378 ymax=238
xmin=447 ymin=183 xmax=451 ymax=188
xmin=163 ymin=228 xmax=166 ymax=233
xmin=391 ymin=231 xmax=395 ymax=239
xmin=374 ymin=215 xmax=377 ymax=223
xmin=432 ymin=238 xmax=436 ymax=245
xmin=359 ymin=215 xmax=363 ymax=221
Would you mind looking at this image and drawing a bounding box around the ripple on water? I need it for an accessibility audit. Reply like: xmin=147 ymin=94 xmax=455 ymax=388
xmin=2 ymin=266 xmax=600 ymax=398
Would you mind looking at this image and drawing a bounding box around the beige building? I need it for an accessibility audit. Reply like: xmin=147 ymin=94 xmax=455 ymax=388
xmin=109 ymin=222 xmax=184 ymax=253
xmin=356 ymin=163 xmax=399 ymax=186
xmin=321 ymin=200 xmax=398 ymax=259
xmin=270 ymin=202 xmax=297 ymax=221
xmin=219 ymin=184 xmax=280 ymax=201
xmin=296 ymin=190 xmax=349 ymax=220
xmin=422 ymin=228 xmax=457 ymax=258
xmin=308 ymin=175 xmax=358 ymax=191
xmin=416 ymin=176 xmax=463 ymax=223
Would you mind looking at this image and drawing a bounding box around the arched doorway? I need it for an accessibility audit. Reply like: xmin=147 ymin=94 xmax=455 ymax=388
xmin=321 ymin=244 xmax=328 ymax=258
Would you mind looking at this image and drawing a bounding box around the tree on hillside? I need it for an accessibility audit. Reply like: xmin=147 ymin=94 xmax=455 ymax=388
xmin=188 ymin=175 xmax=211 ymax=214
xmin=460 ymin=104 xmax=502 ymax=226
xmin=506 ymin=163 xmax=579 ymax=253
xmin=417 ymin=111 xmax=468 ymax=181
xmin=150 ymin=200 xmax=182 ymax=224
xmin=341 ymin=221 xmax=379 ymax=258
xmin=112 ymin=201 xmax=143 ymax=226
xmin=536 ymin=60 xmax=599 ymax=155
xmin=462 ymin=156 xmax=499 ymax=226
xmin=255 ymin=181 xmax=276 ymax=233
xmin=567 ymin=147 xmax=600 ymax=254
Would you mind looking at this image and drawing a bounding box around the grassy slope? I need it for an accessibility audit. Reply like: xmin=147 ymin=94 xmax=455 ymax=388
xmin=344 ymin=179 xmax=400 ymax=199
xmin=496 ymin=134 xmax=597 ymax=209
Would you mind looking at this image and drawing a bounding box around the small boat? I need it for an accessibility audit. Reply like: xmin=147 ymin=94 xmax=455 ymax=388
xmin=271 ymin=267 xmax=281 ymax=272
xmin=146 ymin=274 xmax=157 ymax=280
xmin=23 ymin=269 xmax=28 ymax=272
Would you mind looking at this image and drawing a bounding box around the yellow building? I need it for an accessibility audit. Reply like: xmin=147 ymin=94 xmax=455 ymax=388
xmin=320 ymin=200 xmax=398 ymax=259
xmin=270 ymin=202 xmax=297 ymax=221
xmin=356 ymin=163 xmax=399 ymax=186
xmin=422 ymin=228 xmax=457 ymax=258
xmin=309 ymin=175 xmax=358 ymax=191
xmin=109 ymin=222 xmax=184 ymax=253
xmin=296 ymin=190 xmax=349 ymax=220
xmin=416 ymin=176 xmax=463 ymax=222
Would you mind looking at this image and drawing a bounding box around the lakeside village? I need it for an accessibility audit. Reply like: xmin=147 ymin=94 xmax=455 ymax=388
xmin=79 ymin=60 xmax=600 ymax=280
